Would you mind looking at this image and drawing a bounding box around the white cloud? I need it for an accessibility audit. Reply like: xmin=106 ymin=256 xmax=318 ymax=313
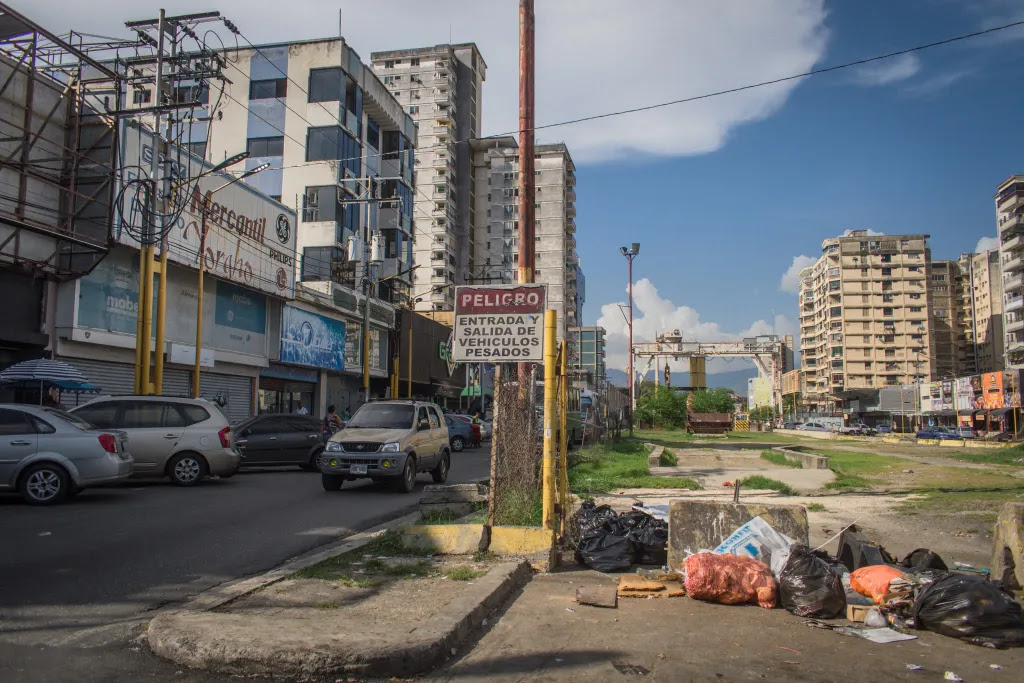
xmin=976 ymin=236 xmax=1000 ymax=253
xmin=842 ymin=228 xmax=885 ymax=236
xmin=596 ymin=278 xmax=796 ymax=375
xmin=851 ymin=53 xmax=921 ymax=86
xmin=780 ymin=255 xmax=816 ymax=294
xmin=904 ymin=68 xmax=975 ymax=97
xmin=25 ymin=0 xmax=829 ymax=163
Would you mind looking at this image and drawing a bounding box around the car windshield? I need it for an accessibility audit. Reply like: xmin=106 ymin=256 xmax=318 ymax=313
xmin=44 ymin=408 xmax=94 ymax=430
xmin=346 ymin=404 xmax=415 ymax=429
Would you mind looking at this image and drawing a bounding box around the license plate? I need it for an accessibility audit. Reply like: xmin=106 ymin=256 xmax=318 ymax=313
xmin=351 ymin=464 xmax=368 ymax=475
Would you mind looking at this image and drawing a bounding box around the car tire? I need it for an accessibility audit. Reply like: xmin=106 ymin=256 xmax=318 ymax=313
xmin=167 ymin=452 xmax=207 ymax=487
xmin=397 ymin=456 xmax=417 ymax=493
xmin=322 ymin=473 xmax=344 ymax=491
xmin=20 ymin=463 xmax=71 ymax=506
xmin=431 ymin=450 xmax=450 ymax=484
xmin=451 ymin=435 xmax=465 ymax=452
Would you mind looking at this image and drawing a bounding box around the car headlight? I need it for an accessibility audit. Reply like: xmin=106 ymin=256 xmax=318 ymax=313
xmin=381 ymin=442 xmax=401 ymax=453
xmin=326 ymin=441 xmax=342 ymax=452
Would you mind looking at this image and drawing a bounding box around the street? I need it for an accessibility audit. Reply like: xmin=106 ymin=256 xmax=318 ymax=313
xmin=0 ymin=448 xmax=491 ymax=682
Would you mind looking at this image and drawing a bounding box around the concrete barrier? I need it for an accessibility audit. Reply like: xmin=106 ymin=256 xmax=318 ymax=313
xmin=773 ymin=428 xmax=835 ymax=440
xmin=402 ymin=524 xmax=488 ymax=554
xmin=917 ymin=438 xmax=940 ymax=446
xmin=964 ymin=440 xmax=1006 ymax=449
xmin=645 ymin=443 xmax=665 ymax=470
xmin=771 ymin=446 xmax=829 ymax=469
xmin=939 ymin=439 xmax=966 ymax=448
xmin=992 ymin=502 xmax=1024 ymax=591
xmin=667 ymin=499 xmax=809 ymax=568
xmin=420 ymin=483 xmax=488 ymax=518
xmin=882 ymin=437 xmax=901 ymax=444
xmin=489 ymin=526 xmax=553 ymax=555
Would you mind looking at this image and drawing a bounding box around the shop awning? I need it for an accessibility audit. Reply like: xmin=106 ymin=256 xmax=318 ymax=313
xmin=50 ymin=379 xmax=101 ymax=394
xmin=989 ymin=408 xmax=1014 ymax=417
xmin=460 ymin=386 xmax=494 ymax=398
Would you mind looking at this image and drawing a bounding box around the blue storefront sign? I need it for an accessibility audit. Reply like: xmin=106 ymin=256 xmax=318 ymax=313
xmin=280 ymin=305 xmax=346 ymax=371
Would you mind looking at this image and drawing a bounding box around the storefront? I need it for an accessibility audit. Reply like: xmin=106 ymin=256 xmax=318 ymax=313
xmin=258 ymin=363 xmax=319 ymax=414
xmin=395 ymin=310 xmax=466 ymax=408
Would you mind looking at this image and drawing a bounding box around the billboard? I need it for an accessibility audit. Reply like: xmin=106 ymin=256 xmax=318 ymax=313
xmin=982 ymin=372 xmax=1004 ymax=409
xmin=280 ymin=305 xmax=346 ymax=371
xmin=452 ymin=285 xmax=547 ymax=362
xmin=117 ymin=121 xmax=297 ymax=299
xmin=939 ymin=380 xmax=953 ymax=411
xmin=919 ymin=382 xmax=935 ymax=413
xmin=955 ymin=377 xmax=973 ymax=411
xmin=747 ymin=377 xmax=771 ymax=409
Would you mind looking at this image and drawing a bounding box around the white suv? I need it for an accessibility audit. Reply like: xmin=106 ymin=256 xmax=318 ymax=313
xmin=71 ymin=396 xmax=240 ymax=486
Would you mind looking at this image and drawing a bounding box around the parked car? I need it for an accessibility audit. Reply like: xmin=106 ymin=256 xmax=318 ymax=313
xmin=71 ymin=395 xmax=239 ymax=486
xmin=450 ymin=414 xmax=492 ymax=440
xmin=915 ymin=426 xmax=961 ymax=441
xmin=953 ymin=426 xmax=978 ymax=439
xmin=0 ymin=405 xmax=132 ymax=505
xmin=840 ymin=423 xmax=877 ymax=436
xmin=798 ymin=422 xmax=831 ymax=432
xmin=444 ymin=415 xmax=474 ymax=452
xmin=320 ymin=400 xmax=450 ymax=493
xmin=233 ymin=414 xmax=325 ymax=470
xmin=782 ymin=421 xmax=797 ymax=430
xmin=876 ymin=425 xmax=892 ymax=434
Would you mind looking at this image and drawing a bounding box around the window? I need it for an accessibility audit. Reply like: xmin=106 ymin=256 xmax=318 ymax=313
xmin=910 ymin=306 xmax=923 ymax=313
xmin=383 ymin=75 xmax=397 ymax=86
xmin=180 ymin=405 xmax=211 ymax=426
xmin=429 ymin=407 xmax=443 ymax=428
xmin=122 ymin=402 xmax=182 ymax=429
xmin=931 ymin=274 xmax=946 ymax=282
xmin=410 ymin=57 xmax=420 ymax=66
xmin=883 ymin=307 xmax=894 ymax=317
xmin=383 ymin=60 xmax=395 ymax=69
xmin=72 ymin=402 xmax=118 ymax=428
xmin=409 ymin=105 xmax=419 ymax=114
xmin=910 ymin=293 xmax=921 ymax=300
xmin=881 ymin=267 xmax=892 ymax=276
xmin=0 ymin=408 xmax=33 ymax=435
xmin=186 ymin=141 xmax=207 ymax=159
xmin=132 ymin=88 xmax=152 ymax=104
xmin=246 ymin=136 xmax=284 ymax=157
xmin=249 ymin=78 xmax=287 ymax=100
xmin=417 ymin=406 xmax=428 ymax=426
xmin=309 ymin=67 xmax=343 ymax=102
xmin=301 ymin=246 xmax=344 ymax=282
xmin=172 ymin=83 xmax=208 ymax=105
xmin=366 ymin=117 xmax=380 ymax=150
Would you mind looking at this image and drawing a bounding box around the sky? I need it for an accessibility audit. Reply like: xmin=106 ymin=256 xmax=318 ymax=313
xmin=26 ymin=0 xmax=1024 ymax=376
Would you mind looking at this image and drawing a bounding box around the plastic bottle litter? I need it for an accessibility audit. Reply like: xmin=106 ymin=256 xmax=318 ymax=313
xmin=906 ymin=664 xmax=923 ymax=671
xmin=944 ymin=673 xmax=963 ymax=682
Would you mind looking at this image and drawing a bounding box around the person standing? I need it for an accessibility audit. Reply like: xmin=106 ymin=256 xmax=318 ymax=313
xmin=295 ymin=400 xmax=309 ymax=415
xmin=322 ymin=405 xmax=343 ymax=440
xmin=471 ymin=411 xmax=482 ymax=449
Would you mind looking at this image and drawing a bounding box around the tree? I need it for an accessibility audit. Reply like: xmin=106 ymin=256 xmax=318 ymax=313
xmin=689 ymin=387 xmax=736 ymax=414
xmin=634 ymin=385 xmax=687 ymax=428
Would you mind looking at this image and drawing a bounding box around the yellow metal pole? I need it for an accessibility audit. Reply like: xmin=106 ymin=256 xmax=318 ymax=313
xmin=193 ymin=206 xmax=208 ymax=398
xmin=153 ymin=249 xmax=168 ymax=394
xmin=541 ymin=309 xmax=557 ymax=533
xmin=558 ymin=340 xmax=569 ymax=534
xmin=139 ymin=246 xmax=153 ymax=394
xmin=407 ymin=311 xmax=413 ymax=398
xmin=133 ymin=248 xmax=147 ymax=393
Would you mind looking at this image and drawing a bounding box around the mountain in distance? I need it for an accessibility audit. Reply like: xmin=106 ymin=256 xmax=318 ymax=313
xmin=605 ymin=367 xmax=758 ymax=395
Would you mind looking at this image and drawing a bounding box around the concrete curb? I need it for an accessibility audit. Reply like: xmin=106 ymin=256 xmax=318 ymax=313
xmin=175 ymin=510 xmax=422 ymax=613
xmin=147 ymin=559 xmax=533 ymax=678
xmin=645 ymin=442 xmax=665 ymax=470
xmin=771 ymin=446 xmax=829 ymax=470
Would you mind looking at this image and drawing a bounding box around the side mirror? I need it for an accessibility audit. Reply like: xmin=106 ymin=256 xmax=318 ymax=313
xmin=418 ymin=419 xmax=430 ymax=431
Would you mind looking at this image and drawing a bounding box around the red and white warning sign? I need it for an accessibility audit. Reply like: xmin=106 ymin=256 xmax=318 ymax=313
xmin=453 ymin=284 xmax=547 ymax=362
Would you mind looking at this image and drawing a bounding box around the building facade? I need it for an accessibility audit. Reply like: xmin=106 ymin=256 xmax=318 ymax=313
xmin=927 ymin=259 xmax=959 ymax=380
xmin=370 ymin=43 xmax=486 ymax=311
xmin=568 ymin=326 xmax=606 ymax=390
xmin=799 ymin=230 xmax=933 ymax=414
xmin=996 ymin=175 xmax=1024 ymax=369
xmin=955 ymin=250 xmax=1003 ymax=374
xmin=469 ymin=138 xmax=582 ymax=342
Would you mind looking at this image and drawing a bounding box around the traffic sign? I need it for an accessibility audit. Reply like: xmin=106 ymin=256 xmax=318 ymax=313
xmin=453 ymin=284 xmax=547 ymax=362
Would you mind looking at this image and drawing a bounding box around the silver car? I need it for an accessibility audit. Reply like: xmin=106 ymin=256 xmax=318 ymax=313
xmin=71 ymin=395 xmax=240 ymax=486
xmin=0 ymin=405 xmax=132 ymax=505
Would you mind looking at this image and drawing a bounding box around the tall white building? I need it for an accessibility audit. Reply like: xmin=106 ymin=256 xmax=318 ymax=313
xmin=996 ymin=175 xmax=1024 ymax=369
xmin=470 ymin=138 xmax=582 ymax=342
xmin=370 ymin=44 xmax=486 ymax=311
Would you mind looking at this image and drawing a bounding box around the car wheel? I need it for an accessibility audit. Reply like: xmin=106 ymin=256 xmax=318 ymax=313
xmin=451 ymin=435 xmax=465 ymax=452
xmin=397 ymin=456 xmax=416 ymax=493
xmin=300 ymin=449 xmax=323 ymax=472
xmin=322 ymin=473 xmax=344 ymax=491
xmin=20 ymin=463 xmax=70 ymax=506
xmin=168 ymin=452 xmax=207 ymax=487
xmin=431 ymin=451 xmax=450 ymax=484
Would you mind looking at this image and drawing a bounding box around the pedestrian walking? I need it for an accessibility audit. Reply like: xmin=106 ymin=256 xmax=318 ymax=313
xmin=322 ymin=404 xmax=343 ymax=440
xmin=471 ymin=411 xmax=482 ymax=448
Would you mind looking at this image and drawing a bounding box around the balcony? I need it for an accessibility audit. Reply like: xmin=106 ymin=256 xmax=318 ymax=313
xmin=566 ymin=188 xmax=577 ymax=203
xmin=1008 ymin=317 xmax=1024 ymax=334
xmin=1007 ymin=296 xmax=1024 ymax=312
xmin=567 ymin=204 xmax=576 ymax=218
xmin=431 ymin=123 xmax=452 ymax=136
xmin=1003 ymin=233 xmax=1024 ymax=251
xmin=1005 ymin=273 xmax=1024 ymax=291
xmin=566 ymin=219 xmax=576 ymax=233
xmin=430 ymin=154 xmax=451 ymax=169
xmin=1003 ymin=253 xmax=1024 ymax=274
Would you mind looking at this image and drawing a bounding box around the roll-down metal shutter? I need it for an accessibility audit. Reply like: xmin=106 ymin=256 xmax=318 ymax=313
xmin=198 ymin=371 xmax=253 ymax=424
xmin=59 ymin=358 xmax=135 ymax=397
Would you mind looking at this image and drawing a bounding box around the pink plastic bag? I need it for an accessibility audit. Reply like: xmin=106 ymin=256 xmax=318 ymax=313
xmin=684 ymin=552 xmax=778 ymax=609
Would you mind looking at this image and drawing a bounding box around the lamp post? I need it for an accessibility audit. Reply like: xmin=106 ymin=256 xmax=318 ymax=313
xmin=620 ymin=243 xmax=640 ymax=436
xmin=192 ymin=162 xmax=270 ymax=398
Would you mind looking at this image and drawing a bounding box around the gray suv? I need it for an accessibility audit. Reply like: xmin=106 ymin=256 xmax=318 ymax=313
xmin=320 ymin=400 xmax=450 ymax=493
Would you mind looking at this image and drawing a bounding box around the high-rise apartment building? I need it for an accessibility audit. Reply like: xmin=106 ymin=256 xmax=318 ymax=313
xmin=996 ymin=175 xmax=1024 ymax=369
xmin=927 ymin=259 xmax=959 ymax=380
xmin=469 ymin=138 xmax=582 ymax=341
xmin=370 ymin=44 xmax=486 ymax=311
xmin=798 ymin=230 xmax=932 ymax=414
xmin=568 ymin=326 xmax=606 ymax=390
xmin=955 ymin=250 xmax=1003 ymax=374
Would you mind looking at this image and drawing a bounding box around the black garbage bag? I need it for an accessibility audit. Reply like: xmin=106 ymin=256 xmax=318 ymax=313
xmin=630 ymin=521 xmax=668 ymax=565
xmin=778 ymin=545 xmax=847 ymax=618
xmin=912 ymin=572 xmax=1024 ymax=648
xmin=574 ymin=500 xmax=618 ymax=534
xmin=575 ymin=519 xmax=635 ymax=572
xmin=901 ymin=548 xmax=948 ymax=572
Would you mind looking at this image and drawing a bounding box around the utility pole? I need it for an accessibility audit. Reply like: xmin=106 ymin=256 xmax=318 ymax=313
xmin=517 ymin=0 xmax=535 ymax=389
xmin=620 ymin=244 xmax=639 ymax=436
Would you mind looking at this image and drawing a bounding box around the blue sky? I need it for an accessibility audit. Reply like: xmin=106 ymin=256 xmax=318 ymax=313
xmin=578 ymin=0 xmax=1024 ymax=371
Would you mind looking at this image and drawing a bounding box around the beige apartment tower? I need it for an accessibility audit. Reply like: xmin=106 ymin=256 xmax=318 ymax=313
xmin=799 ymin=231 xmax=932 ymax=414
xmin=955 ymin=250 xmax=1003 ymax=374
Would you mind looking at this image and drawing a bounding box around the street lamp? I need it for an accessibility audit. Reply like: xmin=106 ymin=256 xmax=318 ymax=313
xmin=620 ymin=243 xmax=640 ymax=435
xmin=192 ymin=162 xmax=271 ymax=398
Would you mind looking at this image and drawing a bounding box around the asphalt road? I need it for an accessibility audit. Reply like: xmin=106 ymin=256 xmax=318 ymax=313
xmin=0 ymin=446 xmax=491 ymax=682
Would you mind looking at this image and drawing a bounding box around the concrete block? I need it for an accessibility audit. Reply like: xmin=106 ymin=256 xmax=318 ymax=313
xmin=917 ymin=438 xmax=940 ymax=446
xmin=992 ymin=502 xmax=1024 ymax=591
xmin=667 ymin=499 xmax=809 ymax=568
xmin=489 ymin=526 xmax=553 ymax=555
xmin=402 ymin=524 xmax=488 ymax=555
xmin=772 ymin=447 xmax=829 ymax=470
xmin=939 ymin=439 xmax=966 ymax=448
xmin=882 ymin=437 xmax=901 ymax=444
xmin=420 ymin=483 xmax=488 ymax=505
xmin=646 ymin=445 xmax=664 ymax=470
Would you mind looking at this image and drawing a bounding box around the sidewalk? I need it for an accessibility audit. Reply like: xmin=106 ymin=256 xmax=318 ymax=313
xmin=430 ymin=567 xmax=1024 ymax=682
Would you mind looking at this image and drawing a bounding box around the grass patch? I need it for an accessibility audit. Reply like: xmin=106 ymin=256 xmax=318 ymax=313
xmin=899 ymin=489 xmax=1024 ymax=525
xmin=944 ymin=444 xmax=1024 ymax=466
xmin=293 ymin=530 xmax=430 ymax=582
xmin=420 ymin=501 xmax=487 ymax=525
xmin=569 ymin=439 xmax=701 ymax=494
xmin=445 ymin=566 xmax=487 ymax=581
xmin=634 ymin=429 xmax=694 ymax=449
xmin=738 ymin=475 xmax=794 ymax=496
xmin=494 ymin=489 xmax=543 ymax=527
xmin=825 ymin=472 xmax=871 ymax=491
xmin=316 ymin=602 xmax=340 ymax=610
xmin=759 ymin=449 xmax=802 ymax=468
xmin=806 ymin=503 xmax=827 ymax=512
xmin=659 ymin=448 xmax=678 ymax=466
xmin=473 ymin=550 xmax=496 ymax=563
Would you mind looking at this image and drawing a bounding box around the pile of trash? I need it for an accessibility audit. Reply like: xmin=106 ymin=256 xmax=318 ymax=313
xmin=571 ymin=503 xmax=1024 ymax=649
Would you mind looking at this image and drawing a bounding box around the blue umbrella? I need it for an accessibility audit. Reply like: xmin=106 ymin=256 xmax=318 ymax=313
xmin=0 ymin=359 xmax=96 ymax=405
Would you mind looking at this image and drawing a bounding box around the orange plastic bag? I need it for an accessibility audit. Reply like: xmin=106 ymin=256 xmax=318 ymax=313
xmin=850 ymin=565 xmax=906 ymax=604
xmin=684 ymin=552 xmax=777 ymax=609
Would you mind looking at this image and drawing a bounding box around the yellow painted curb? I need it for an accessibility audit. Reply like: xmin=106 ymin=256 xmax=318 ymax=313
xmin=489 ymin=526 xmax=553 ymax=555
xmin=403 ymin=524 xmax=486 ymax=554
xmin=917 ymin=438 xmax=940 ymax=446
xmin=939 ymin=439 xmax=966 ymax=448
xmin=882 ymin=437 xmax=901 ymax=444
xmin=963 ymin=440 xmax=1005 ymax=449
